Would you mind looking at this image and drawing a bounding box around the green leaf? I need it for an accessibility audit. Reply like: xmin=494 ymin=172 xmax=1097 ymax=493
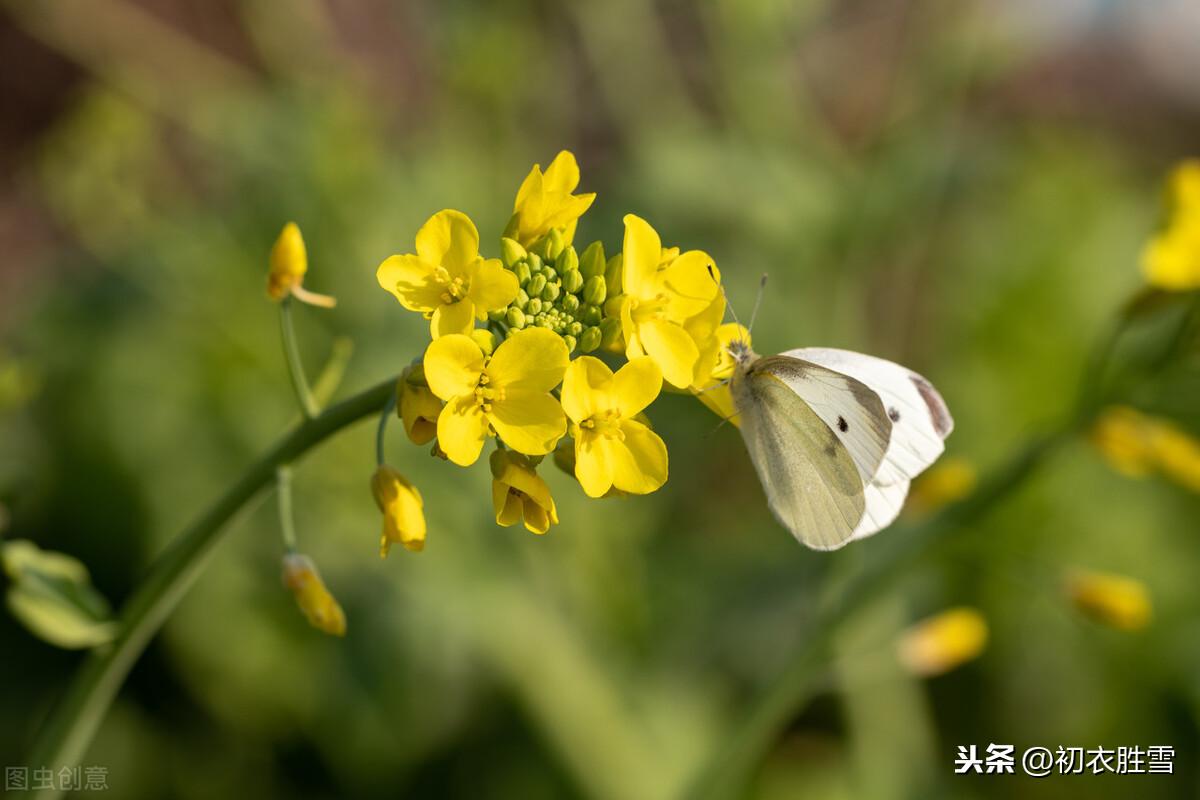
xmin=2 ymin=539 xmax=118 ymax=649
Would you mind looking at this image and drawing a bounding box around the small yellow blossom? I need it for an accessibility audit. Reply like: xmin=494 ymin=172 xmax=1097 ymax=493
xmin=371 ymin=464 xmax=427 ymax=556
xmin=281 ymin=553 xmax=346 ymax=636
xmin=424 ymin=327 xmax=568 ymax=466
xmin=377 ymin=210 xmax=518 ymax=338
xmin=1141 ymin=160 xmax=1200 ymax=290
xmin=1091 ymin=406 xmax=1200 ymax=492
xmin=507 ymin=151 xmax=597 ymax=247
xmin=618 ymin=214 xmax=722 ymax=388
xmin=897 ymin=607 xmax=988 ymax=677
xmin=905 ymin=457 xmax=978 ymax=516
xmin=692 ymin=322 xmax=750 ymax=426
xmin=397 ymin=365 xmax=443 ymax=446
xmin=490 ymin=449 xmax=559 ymax=534
xmin=1149 ymin=424 xmax=1200 ymax=492
xmin=267 ymin=222 xmax=337 ymax=307
xmin=1066 ymin=570 xmax=1152 ymax=631
xmin=561 ymin=355 xmax=668 ymax=497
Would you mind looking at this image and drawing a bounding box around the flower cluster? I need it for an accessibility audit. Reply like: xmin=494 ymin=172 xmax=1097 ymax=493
xmin=373 ymin=151 xmax=729 ymax=544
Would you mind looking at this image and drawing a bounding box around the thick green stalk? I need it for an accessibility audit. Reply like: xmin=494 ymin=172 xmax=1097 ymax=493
xmin=20 ymin=377 xmax=396 ymax=800
xmin=684 ymin=427 xmax=1076 ymax=800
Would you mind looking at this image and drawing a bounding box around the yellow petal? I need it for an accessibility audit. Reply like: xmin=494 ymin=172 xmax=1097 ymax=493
xmin=467 ymin=258 xmax=520 ymax=314
xmin=436 ymin=394 xmax=490 ymax=466
xmin=612 ymin=357 xmax=662 ymax=418
xmin=493 ymin=480 xmax=524 ymax=527
xmin=695 ymin=383 xmax=739 ymax=427
xmin=575 ymin=433 xmax=616 ymax=498
xmin=897 ymin=607 xmax=987 ymax=677
xmin=662 ymin=250 xmax=720 ymax=321
xmin=415 ymin=209 xmax=480 ymax=273
xmin=610 ymin=419 xmax=668 ymax=494
xmin=1067 ymin=570 xmax=1152 ymax=631
xmin=400 ymin=382 xmax=443 ymax=446
xmin=621 ymin=214 xmax=662 ymax=300
xmin=372 ymin=465 xmax=427 ymax=556
xmin=561 ymin=356 xmax=615 ymax=423
xmin=268 ymin=222 xmax=307 ymax=299
xmin=523 ymin=502 xmax=551 ymax=534
xmin=638 ymin=318 xmax=699 ymax=388
xmin=514 ymin=164 xmax=544 ymax=212
xmin=488 ymin=389 xmax=566 ymax=455
xmin=430 ymin=300 xmax=476 ymax=338
xmin=486 ymin=327 xmax=569 ymax=393
xmin=376 ymin=254 xmax=443 ymax=312
xmin=542 ymin=150 xmax=581 ymax=194
xmin=423 ymin=335 xmax=485 ymax=400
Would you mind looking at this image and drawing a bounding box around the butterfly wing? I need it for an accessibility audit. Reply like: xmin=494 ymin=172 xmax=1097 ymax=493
xmin=783 ymin=348 xmax=952 ymax=486
xmin=733 ymin=356 xmax=892 ymax=550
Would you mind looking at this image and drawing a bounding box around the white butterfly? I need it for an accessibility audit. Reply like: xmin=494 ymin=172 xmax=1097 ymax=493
xmin=729 ymin=341 xmax=953 ymax=550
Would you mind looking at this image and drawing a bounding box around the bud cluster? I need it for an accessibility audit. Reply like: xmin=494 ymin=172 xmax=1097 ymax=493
xmin=492 ymin=229 xmax=623 ymax=354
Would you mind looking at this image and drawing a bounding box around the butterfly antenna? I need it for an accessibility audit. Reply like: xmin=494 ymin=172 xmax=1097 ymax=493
xmin=707 ymin=264 xmax=749 ymax=345
xmin=747 ymin=274 xmax=768 ymax=335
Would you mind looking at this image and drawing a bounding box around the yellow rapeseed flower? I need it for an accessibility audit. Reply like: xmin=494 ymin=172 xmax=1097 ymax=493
xmin=561 ymin=355 xmax=668 ymax=497
xmin=905 ymin=457 xmax=978 ymax=516
xmin=1066 ymin=570 xmax=1152 ymax=631
xmin=508 ymin=150 xmax=596 ymax=247
xmin=377 ymin=209 xmax=519 ymax=338
xmin=692 ymin=322 xmax=750 ymax=426
xmin=281 ymin=553 xmax=346 ymax=636
xmin=267 ymin=222 xmax=336 ymax=307
xmin=397 ymin=365 xmax=443 ymax=446
xmin=897 ymin=607 xmax=988 ymax=677
xmin=1149 ymin=423 xmax=1200 ymax=492
xmin=371 ymin=464 xmax=427 ymax=556
xmin=423 ymin=327 xmax=568 ymax=466
xmin=1141 ymin=160 xmax=1200 ymax=290
xmin=1091 ymin=406 xmax=1200 ymax=492
xmin=618 ymin=214 xmax=722 ymax=388
xmin=490 ymin=449 xmax=559 ymax=534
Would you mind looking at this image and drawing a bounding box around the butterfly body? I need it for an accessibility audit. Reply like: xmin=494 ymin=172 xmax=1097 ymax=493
xmin=729 ymin=342 xmax=953 ymax=550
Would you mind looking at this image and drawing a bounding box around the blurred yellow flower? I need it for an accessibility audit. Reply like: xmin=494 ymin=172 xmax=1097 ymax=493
xmin=692 ymin=322 xmax=749 ymax=426
xmin=490 ymin=449 xmax=559 ymax=534
xmin=897 ymin=607 xmax=988 ymax=677
xmin=1141 ymin=160 xmax=1200 ymax=290
xmin=507 ymin=150 xmax=596 ymax=247
xmin=562 ymin=356 xmax=668 ymax=497
xmin=281 ymin=553 xmax=345 ymax=636
xmin=371 ymin=464 xmax=427 ymax=556
xmin=1066 ymin=570 xmax=1151 ymax=631
xmin=267 ymin=222 xmax=336 ymax=307
xmin=619 ymin=214 xmax=722 ymax=388
xmin=397 ymin=365 xmax=443 ymax=446
xmin=1091 ymin=406 xmax=1200 ymax=491
xmin=905 ymin=457 xmax=978 ymax=516
xmin=377 ymin=210 xmax=518 ymax=338
xmin=423 ymin=327 xmax=568 ymax=466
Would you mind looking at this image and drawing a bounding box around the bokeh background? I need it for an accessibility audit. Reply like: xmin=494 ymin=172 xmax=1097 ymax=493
xmin=2 ymin=1 xmax=1199 ymax=798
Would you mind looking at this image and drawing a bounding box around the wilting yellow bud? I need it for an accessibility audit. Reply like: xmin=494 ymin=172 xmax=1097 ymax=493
xmin=897 ymin=607 xmax=988 ymax=677
xmin=1091 ymin=406 xmax=1157 ymax=477
xmin=1148 ymin=424 xmax=1200 ymax=493
xmin=905 ymin=457 xmax=977 ymax=516
xmin=1141 ymin=160 xmax=1200 ymax=291
xmin=371 ymin=464 xmax=426 ymax=556
xmin=281 ymin=553 xmax=346 ymax=636
xmin=490 ymin=449 xmax=559 ymax=534
xmin=1067 ymin=570 xmax=1152 ymax=631
xmin=397 ymin=367 xmax=443 ymax=446
xmin=267 ymin=222 xmax=336 ymax=307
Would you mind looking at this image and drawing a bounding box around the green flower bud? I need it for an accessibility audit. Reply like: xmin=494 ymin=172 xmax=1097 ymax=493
xmin=545 ymin=228 xmax=565 ymax=261
xmin=516 ymin=288 xmax=530 ymax=308
xmin=556 ymin=246 xmax=579 ymax=274
xmin=535 ymin=313 xmax=549 ymax=327
xmin=471 ymin=328 xmax=496 ymax=356
xmin=500 ymin=237 xmax=527 ymax=268
xmin=581 ymin=305 xmax=602 ymax=326
xmin=605 ymin=254 xmax=623 ymax=296
xmin=579 ymin=326 xmax=602 ymax=353
xmin=542 ymin=282 xmax=561 ymax=302
xmin=514 ymin=261 xmax=532 ymax=286
xmin=542 ymin=265 xmax=558 ymax=284
xmin=528 ymin=274 xmax=547 ymax=297
xmin=579 ymin=241 xmax=606 ymax=279
xmin=563 ymin=269 xmax=584 ymax=294
xmin=568 ymin=321 xmax=583 ymax=336
xmin=487 ymin=308 xmax=506 ymax=322
xmin=527 ymin=253 xmax=543 ymax=273
xmin=563 ymin=334 xmax=577 ymax=353
xmin=600 ymin=317 xmax=623 ymax=348
xmin=562 ymin=293 xmax=580 ymax=313
xmin=583 ymin=275 xmax=607 ymax=306
xmin=506 ymin=307 xmax=527 ymax=329
xmin=528 ymin=297 xmax=543 ymax=315
xmin=604 ymin=294 xmax=624 ymax=318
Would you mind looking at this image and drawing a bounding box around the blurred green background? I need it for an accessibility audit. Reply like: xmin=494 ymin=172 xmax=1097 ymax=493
xmin=2 ymin=1 xmax=1199 ymax=798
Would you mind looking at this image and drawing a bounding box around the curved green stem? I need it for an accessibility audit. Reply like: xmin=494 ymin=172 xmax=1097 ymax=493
xmin=20 ymin=376 xmax=396 ymax=800
xmin=375 ymin=388 xmax=397 ymax=466
xmin=684 ymin=426 xmax=1077 ymax=800
xmin=280 ymin=297 xmax=320 ymax=419
xmin=276 ymin=466 xmax=298 ymax=552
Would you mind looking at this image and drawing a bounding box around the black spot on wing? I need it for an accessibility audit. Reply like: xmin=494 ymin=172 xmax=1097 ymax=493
xmin=888 ymin=407 xmax=900 ymax=422
xmin=910 ymin=375 xmax=953 ymax=438
xmin=837 ymin=416 xmax=848 ymax=432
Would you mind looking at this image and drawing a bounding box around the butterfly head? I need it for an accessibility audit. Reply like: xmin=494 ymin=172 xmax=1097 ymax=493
xmin=727 ymin=338 xmax=757 ymax=371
